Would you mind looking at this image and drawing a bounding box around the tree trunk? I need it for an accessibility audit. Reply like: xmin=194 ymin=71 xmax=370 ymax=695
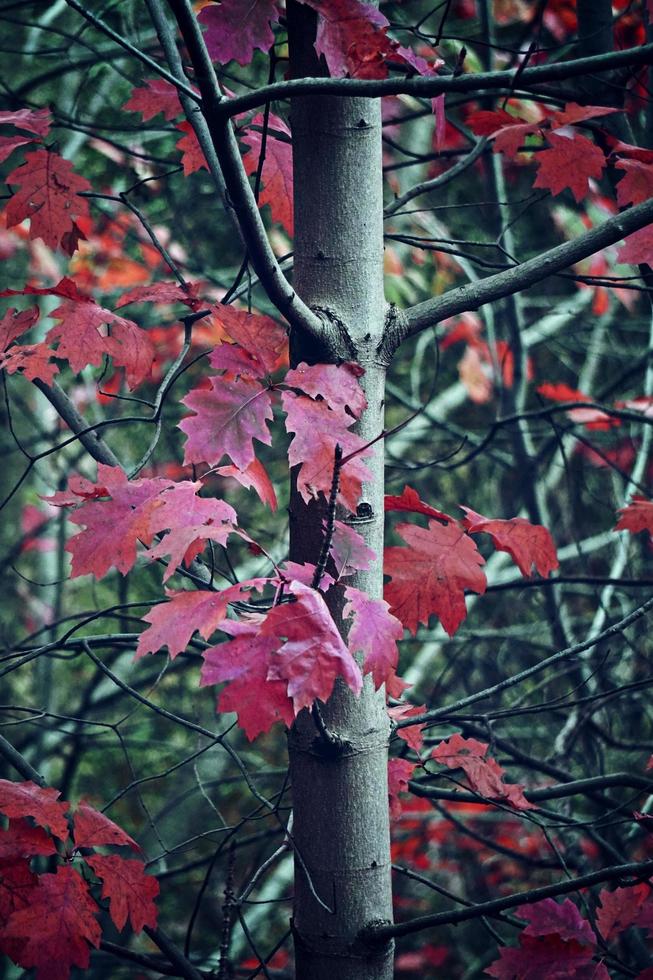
xmin=286 ymin=6 xmax=394 ymax=978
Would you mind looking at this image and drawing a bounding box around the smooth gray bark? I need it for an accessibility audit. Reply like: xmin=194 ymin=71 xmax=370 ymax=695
xmin=286 ymin=8 xmax=394 ymax=978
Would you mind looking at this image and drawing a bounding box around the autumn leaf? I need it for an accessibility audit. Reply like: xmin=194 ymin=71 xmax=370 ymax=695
xmin=210 ymin=304 xmax=288 ymax=376
xmin=122 ymin=78 xmax=182 ymax=121
xmin=344 ymin=585 xmax=403 ymax=689
xmin=216 ymin=458 xmax=278 ymax=510
xmin=596 ymin=883 xmax=651 ymax=941
xmin=615 ymin=496 xmax=653 ymax=537
xmin=431 ymin=734 xmax=535 ymax=810
xmin=5 ymin=148 xmax=91 ymax=252
xmin=0 ymin=107 xmax=51 ymax=136
xmin=242 ymin=113 xmax=294 ymax=233
xmin=384 ymin=520 xmax=486 ymax=636
xmin=460 ymin=506 xmax=559 ymax=578
xmin=72 ymin=802 xmax=140 ymax=852
xmin=388 ymin=758 xmax=416 ymax=819
xmin=0 ymin=135 xmax=34 ymax=163
xmin=282 ymin=390 xmax=372 ymax=512
xmin=330 ymin=521 xmax=376 ymax=578
xmin=387 ymin=702 xmax=426 ymax=753
xmin=285 ymin=361 xmax=367 ymax=418
xmin=384 ymin=485 xmax=452 ymax=523
xmin=0 ymin=779 xmax=70 ymax=841
xmin=200 ymin=619 xmax=295 ymax=740
xmin=136 ymin=580 xmax=269 ymax=659
xmin=0 ymin=820 xmax=57 ymax=860
xmin=86 ymin=854 xmax=159 ymax=933
xmin=179 ymin=373 xmax=274 ymax=470
xmin=116 ymin=279 xmax=203 ymax=310
xmin=616 ymin=158 xmax=653 ymax=207
xmin=486 ymin=934 xmax=606 ymax=979
xmin=198 ymin=0 xmax=281 ymax=66
xmin=1 ymin=865 xmax=101 ymax=980
xmin=264 ymin=581 xmax=363 ymax=712
xmin=518 ymin=898 xmax=596 ymax=945
xmin=533 ymin=132 xmax=606 ymax=202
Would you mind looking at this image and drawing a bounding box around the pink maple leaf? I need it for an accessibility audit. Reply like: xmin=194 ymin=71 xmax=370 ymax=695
xmin=179 ymin=373 xmax=273 ymax=470
xmin=216 ymin=458 xmax=278 ymax=510
xmin=616 ymin=158 xmax=653 ymax=207
xmin=209 ymin=304 xmax=288 ymax=376
xmin=199 ymin=0 xmax=281 ymax=66
xmin=136 ymin=580 xmax=269 ymax=659
xmin=518 ymin=898 xmax=595 ymax=945
xmin=486 ymin=935 xmax=607 ymax=979
xmin=344 ymin=585 xmax=403 ymax=689
xmin=86 ymin=854 xmax=158 ymax=933
xmin=201 ymin=619 xmax=295 ymax=739
xmin=384 ymin=519 xmax=486 ymax=637
xmin=285 ymin=361 xmax=367 ymax=418
xmin=116 ymin=280 xmax=203 ymax=310
xmin=0 ymin=107 xmax=51 ymax=137
xmin=330 ymin=521 xmax=376 ymax=578
xmin=175 ymin=121 xmax=208 ymax=175
xmin=460 ymin=506 xmax=558 ymax=578
xmin=282 ymin=390 xmax=372 ymax=512
xmin=617 ymin=224 xmax=653 ymax=264
xmin=264 ymin=581 xmax=363 ymax=712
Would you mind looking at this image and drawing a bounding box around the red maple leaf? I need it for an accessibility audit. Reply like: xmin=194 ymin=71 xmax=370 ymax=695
xmin=0 ymin=860 xmax=37 ymax=959
xmin=1 ymin=864 xmax=101 ymax=980
xmin=467 ymin=107 xmax=542 ymax=157
xmin=0 ymin=779 xmax=70 ymax=841
xmin=301 ymin=0 xmax=397 ymax=79
xmin=518 ymin=898 xmax=596 ymax=945
xmin=72 ymin=802 xmax=140 ymax=852
xmin=486 ymin=935 xmax=607 ymax=979
xmin=431 ymin=734 xmax=535 ymax=810
xmin=0 ymin=306 xmax=58 ymax=384
xmin=615 ymin=495 xmax=653 ymax=536
xmin=122 ymin=78 xmax=182 ymax=121
xmin=384 ymin=485 xmax=452 ymax=523
xmin=45 ymin=298 xmax=154 ymax=388
xmin=536 ymin=382 xmax=618 ymax=430
xmin=596 ymin=883 xmax=651 ymax=941
xmin=4 ymin=148 xmax=91 ymax=251
xmin=388 ymin=758 xmax=417 ymax=819
xmin=136 ymin=580 xmax=269 ymax=659
xmin=616 ymin=158 xmax=653 ymax=206
xmin=618 ymin=224 xmax=653 ymax=264
xmin=116 ymin=280 xmax=203 ymax=310
xmin=0 ymin=276 xmax=91 ymax=303
xmin=210 ymin=304 xmax=288 ymax=376
xmin=282 ymin=390 xmax=372 ymax=512
xmin=175 ymin=121 xmax=208 ymax=175
xmin=533 ymin=132 xmax=606 ymax=202
xmin=344 ymin=585 xmax=403 ymax=689
xmin=384 ymin=519 xmax=486 ymax=636
xmin=198 ymin=0 xmax=281 ymax=66
xmin=0 ymin=820 xmax=57 ymax=861
xmin=264 ymin=581 xmax=363 ymax=712
xmin=61 ymin=466 xmax=178 ymax=579
xmin=201 ymin=619 xmax=295 ymax=739
xmin=387 ymin=702 xmax=426 ymax=753
xmin=460 ymin=507 xmax=558 ymax=578
xmin=179 ymin=373 xmax=274 ymax=470
xmin=242 ymin=113 xmax=294 ymax=233
xmin=86 ymin=854 xmax=159 ymax=933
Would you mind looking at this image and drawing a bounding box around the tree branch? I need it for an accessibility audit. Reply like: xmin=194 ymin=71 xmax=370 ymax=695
xmin=165 ymin=0 xmax=326 ymax=342
xmin=386 ymin=197 xmax=653 ymax=351
xmin=216 ymin=43 xmax=653 ymax=118
xmin=362 ymin=859 xmax=653 ymax=941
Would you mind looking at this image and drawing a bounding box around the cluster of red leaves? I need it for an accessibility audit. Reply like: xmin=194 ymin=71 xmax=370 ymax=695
xmin=0 ymin=779 xmax=158 ymax=980
xmin=468 ymin=100 xmax=653 ymax=262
